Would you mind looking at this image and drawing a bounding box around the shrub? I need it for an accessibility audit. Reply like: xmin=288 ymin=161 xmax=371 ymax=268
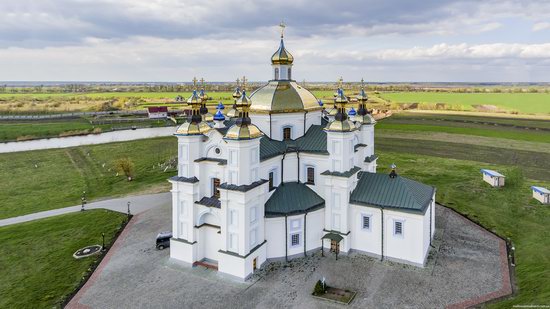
xmin=313 ymin=280 xmax=326 ymax=295
xmin=114 ymin=157 xmax=135 ymax=181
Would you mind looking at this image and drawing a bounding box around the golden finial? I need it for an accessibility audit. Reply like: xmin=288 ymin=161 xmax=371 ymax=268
xmin=242 ymin=76 xmax=248 ymax=91
xmin=361 ymin=78 xmax=364 ymax=88
xmin=192 ymin=77 xmax=198 ymax=89
xmin=338 ymin=76 xmax=344 ymax=89
xmin=279 ymin=21 xmax=286 ymax=38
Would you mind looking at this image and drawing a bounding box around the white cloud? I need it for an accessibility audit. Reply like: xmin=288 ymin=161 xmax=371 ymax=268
xmin=532 ymin=22 xmax=550 ymax=31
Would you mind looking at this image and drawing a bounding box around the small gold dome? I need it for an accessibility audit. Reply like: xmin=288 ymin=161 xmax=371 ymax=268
xmin=224 ymin=124 xmax=263 ymax=140
xmin=175 ymin=120 xmax=212 ymax=135
xmin=352 ymin=114 xmax=376 ymax=125
xmin=187 ymin=90 xmax=202 ymax=105
xmin=232 ymin=87 xmax=242 ymax=99
xmin=324 ymin=119 xmax=356 ymax=132
xmin=271 ymin=39 xmax=294 ymax=65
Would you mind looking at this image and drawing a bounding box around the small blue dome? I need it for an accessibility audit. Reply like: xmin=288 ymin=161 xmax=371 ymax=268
xmin=217 ymin=102 xmax=225 ymax=109
xmin=348 ymin=107 xmax=356 ymax=116
xmin=318 ymin=99 xmax=323 ymax=106
xmin=213 ymin=109 xmax=225 ymax=121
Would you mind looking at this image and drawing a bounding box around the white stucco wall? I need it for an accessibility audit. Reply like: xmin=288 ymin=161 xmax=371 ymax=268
xmin=384 ymin=208 xmax=426 ymax=266
xmin=0 ymin=126 xmax=175 ymax=153
xmin=350 ymin=205 xmax=382 ymax=256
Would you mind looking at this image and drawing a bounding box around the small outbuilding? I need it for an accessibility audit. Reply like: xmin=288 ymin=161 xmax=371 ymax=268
xmin=531 ymin=186 xmax=550 ymax=204
xmin=147 ymin=106 xmax=168 ymax=119
xmin=481 ymin=169 xmax=505 ymax=187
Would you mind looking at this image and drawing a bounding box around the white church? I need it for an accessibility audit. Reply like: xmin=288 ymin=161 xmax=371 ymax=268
xmin=169 ymin=27 xmax=436 ymax=280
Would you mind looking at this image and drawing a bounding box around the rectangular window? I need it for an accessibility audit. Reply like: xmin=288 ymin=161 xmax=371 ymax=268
xmin=229 ymin=233 xmax=238 ymax=251
xmin=306 ymin=167 xmax=315 ymax=185
xmin=291 ymin=233 xmax=300 ymax=246
xmin=212 ymin=178 xmax=220 ymax=198
xmin=362 ymin=215 xmax=371 ymax=230
xmin=394 ymin=220 xmax=403 ymax=236
xmin=250 ymin=206 xmax=257 ymax=224
xmin=283 ymin=127 xmax=292 ymax=140
xmin=269 ymin=171 xmax=275 ymax=191
xmin=230 ymin=210 xmax=238 ymax=227
xmin=250 ymin=229 xmax=257 ymax=247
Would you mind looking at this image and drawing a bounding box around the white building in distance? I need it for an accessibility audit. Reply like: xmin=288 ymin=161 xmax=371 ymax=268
xmin=481 ymin=169 xmax=506 ymax=187
xmin=531 ymin=186 xmax=550 ymax=204
xmin=169 ymin=29 xmax=436 ymax=280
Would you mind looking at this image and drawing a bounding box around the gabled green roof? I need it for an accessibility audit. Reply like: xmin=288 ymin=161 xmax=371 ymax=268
xmin=259 ymin=125 xmax=328 ymax=161
xmin=350 ymin=173 xmax=435 ymax=213
xmin=265 ymin=182 xmax=325 ymax=217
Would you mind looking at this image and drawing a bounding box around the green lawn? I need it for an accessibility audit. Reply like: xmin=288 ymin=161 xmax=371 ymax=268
xmin=380 ymin=92 xmax=550 ymax=114
xmin=0 ymin=137 xmax=177 ymax=219
xmin=0 ymin=209 xmax=127 ymax=309
xmin=376 ymin=152 xmax=550 ymax=307
xmin=0 ymin=118 xmax=173 ymax=142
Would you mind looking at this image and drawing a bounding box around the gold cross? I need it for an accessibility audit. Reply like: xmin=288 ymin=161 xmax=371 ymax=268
xmin=338 ymin=76 xmax=343 ymax=89
xmin=200 ymin=78 xmax=205 ymax=89
xmin=361 ymin=78 xmax=364 ymax=88
xmin=242 ymin=76 xmax=248 ymax=91
xmin=279 ymin=21 xmax=286 ymax=38
xmin=192 ymin=77 xmax=198 ymax=88
xmin=236 ymin=78 xmax=240 ymax=87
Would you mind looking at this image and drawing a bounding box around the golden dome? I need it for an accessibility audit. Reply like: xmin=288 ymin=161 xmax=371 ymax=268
xmin=175 ymin=120 xmax=211 ymax=135
xmin=351 ymin=113 xmax=376 ymax=125
xmin=249 ymin=81 xmax=322 ymax=114
xmin=224 ymin=123 xmax=263 ymax=140
xmin=187 ymin=90 xmax=202 ymax=105
xmin=324 ymin=119 xmax=357 ymax=132
xmin=271 ymin=38 xmax=294 ymax=65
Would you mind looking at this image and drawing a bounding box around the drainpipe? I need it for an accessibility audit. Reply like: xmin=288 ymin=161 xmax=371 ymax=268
xmin=303 ymin=111 xmax=307 ymax=135
xmin=304 ymin=212 xmax=307 ymax=257
xmin=297 ymin=151 xmax=300 ymax=183
xmin=381 ymin=207 xmax=384 ymax=262
xmin=281 ymin=152 xmax=285 ymax=184
xmin=269 ymin=113 xmax=272 ymax=138
xmin=285 ymin=215 xmax=288 ymax=262
xmin=429 ymin=199 xmax=435 ymax=248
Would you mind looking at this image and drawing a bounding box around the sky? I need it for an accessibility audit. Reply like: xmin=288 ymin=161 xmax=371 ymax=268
xmin=1 ymin=0 xmax=549 ymax=82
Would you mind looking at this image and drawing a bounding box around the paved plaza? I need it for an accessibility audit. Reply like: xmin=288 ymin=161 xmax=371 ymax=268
xmin=68 ymin=203 xmax=511 ymax=309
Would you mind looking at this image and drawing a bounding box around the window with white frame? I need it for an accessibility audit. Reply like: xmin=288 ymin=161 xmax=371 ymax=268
xmin=283 ymin=127 xmax=292 ymax=140
xmin=291 ymin=233 xmax=300 ymax=246
xmin=268 ymin=170 xmax=276 ymax=191
xmin=250 ymin=229 xmax=257 ymax=247
xmin=230 ymin=210 xmax=238 ymax=227
xmin=287 ymin=67 xmax=292 ymax=80
xmin=394 ymin=220 xmax=404 ymax=236
xmin=229 ymin=233 xmax=238 ymax=251
xmin=274 ymin=68 xmax=279 ymax=80
xmin=250 ymin=206 xmax=257 ymax=224
xmin=361 ymin=215 xmax=371 ymax=230
xmin=306 ymin=166 xmax=315 ymax=184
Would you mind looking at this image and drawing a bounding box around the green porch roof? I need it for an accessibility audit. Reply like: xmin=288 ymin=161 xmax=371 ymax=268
xmin=350 ymin=173 xmax=435 ymax=213
xmin=265 ymin=182 xmax=325 ymax=217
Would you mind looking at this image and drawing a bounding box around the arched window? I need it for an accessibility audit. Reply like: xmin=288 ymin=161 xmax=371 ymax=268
xmin=287 ymin=67 xmax=292 ymax=80
xmin=306 ymin=166 xmax=315 ymax=185
xmin=274 ymin=68 xmax=279 ymax=80
xmin=283 ymin=127 xmax=292 ymax=140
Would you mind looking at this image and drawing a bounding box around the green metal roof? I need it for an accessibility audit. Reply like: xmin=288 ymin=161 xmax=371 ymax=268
xmin=259 ymin=125 xmax=328 ymax=161
xmin=265 ymin=182 xmax=325 ymax=217
xmin=350 ymin=173 xmax=435 ymax=213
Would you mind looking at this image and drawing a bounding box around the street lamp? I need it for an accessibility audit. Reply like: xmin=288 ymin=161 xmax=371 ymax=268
xmin=102 ymin=232 xmax=106 ymax=251
xmin=81 ymin=191 xmax=87 ymax=211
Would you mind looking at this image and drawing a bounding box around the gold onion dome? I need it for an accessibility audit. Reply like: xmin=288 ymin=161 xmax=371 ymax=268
xmin=271 ymin=38 xmax=294 ymax=65
xmin=324 ymin=88 xmax=356 ymax=132
xmin=352 ymin=79 xmax=376 ymax=125
xmin=224 ymin=90 xmax=263 ymax=140
xmin=176 ymin=89 xmax=211 ymax=135
xmin=250 ymin=81 xmax=322 ymax=113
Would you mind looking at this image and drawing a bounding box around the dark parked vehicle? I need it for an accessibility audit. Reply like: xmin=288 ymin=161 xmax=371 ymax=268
xmin=156 ymin=231 xmax=172 ymax=250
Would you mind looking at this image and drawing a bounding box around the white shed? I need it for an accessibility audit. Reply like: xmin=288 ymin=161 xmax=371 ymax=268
xmin=481 ymin=169 xmax=505 ymax=187
xmin=531 ymin=186 xmax=550 ymax=204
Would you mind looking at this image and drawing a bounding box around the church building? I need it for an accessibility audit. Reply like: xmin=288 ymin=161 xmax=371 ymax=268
xmin=169 ymin=27 xmax=436 ymax=280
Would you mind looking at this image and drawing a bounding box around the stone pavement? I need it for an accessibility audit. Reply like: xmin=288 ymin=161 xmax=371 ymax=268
xmin=0 ymin=192 xmax=170 ymax=227
xmin=67 ymin=203 xmax=512 ymax=309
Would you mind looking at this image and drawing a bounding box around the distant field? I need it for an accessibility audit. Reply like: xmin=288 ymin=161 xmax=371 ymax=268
xmin=380 ymin=92 xmax=550 ymax=114
xmin=0 ymin=137 xmax=176 ymax=219
xmin=0 ymin=209 xmax=127 ymax=308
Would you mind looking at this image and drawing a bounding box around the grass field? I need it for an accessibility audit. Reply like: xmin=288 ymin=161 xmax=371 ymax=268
xmin=376 ymin=152 xmax=550 ymax=307
xmin=0 ymin=137 xmax=177 ymax=219
xmin=0 ymin=118 xmax=173 ymax=142
xmin=380 ymin=92 xmax=550 ymax=114
xmin=0 ymin=209 xmax=127 ymax=309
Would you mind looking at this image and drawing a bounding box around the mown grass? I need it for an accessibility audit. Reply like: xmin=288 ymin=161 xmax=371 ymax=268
xmin=0 ymin=209 xmax=127 ymax=309
xmin=379 ymin=92 xmax=550 ymax=114
xmin=376 ymin=152 xmax=550 ymax=307
xmin=0 ymin=118 xmax=173 ymax=142
xmin=0 ymin=137 xmax=177 ymax=219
